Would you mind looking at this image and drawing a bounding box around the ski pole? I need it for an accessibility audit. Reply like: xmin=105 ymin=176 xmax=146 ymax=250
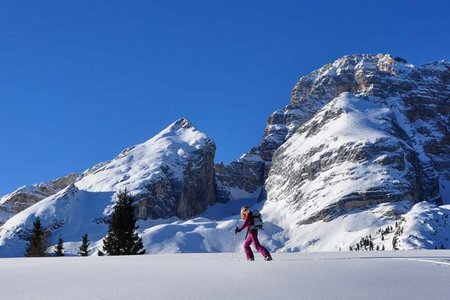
xmin=231 ymin=230 xmax=237 ymax=261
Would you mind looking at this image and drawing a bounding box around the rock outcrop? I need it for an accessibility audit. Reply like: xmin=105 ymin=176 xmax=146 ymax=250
xmin=0 ymin=173 xmax=79 ymax=224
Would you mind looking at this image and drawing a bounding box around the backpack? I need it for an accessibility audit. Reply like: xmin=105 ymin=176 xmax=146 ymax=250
xmin=251 ymin=210 xmax=264 ymax=230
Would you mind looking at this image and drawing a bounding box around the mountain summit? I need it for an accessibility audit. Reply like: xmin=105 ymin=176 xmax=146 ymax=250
xmin=76 ymin=117 xmax=217 ymax=219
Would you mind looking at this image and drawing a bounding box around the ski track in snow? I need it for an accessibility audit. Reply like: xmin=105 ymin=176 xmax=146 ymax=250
xmin=401 ymin=258 xmax=450 ymax=267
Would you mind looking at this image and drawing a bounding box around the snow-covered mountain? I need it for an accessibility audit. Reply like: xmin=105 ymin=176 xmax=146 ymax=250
xmin=0 ymin=54 xmax=449 ymax=256
xmin=75 ymin=118 xmax=216 ymax=219
xmin=220 ymin=54 xmax=449 ymax=203
xmin=262 ymin=54 xmax=449 ymax=251
xmin=0 ymin=118 xmax=218 ymax=256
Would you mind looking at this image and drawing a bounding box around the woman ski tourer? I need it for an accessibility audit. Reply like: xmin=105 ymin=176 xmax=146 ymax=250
xmin=235 ymin=205 xmax=272 ymax=261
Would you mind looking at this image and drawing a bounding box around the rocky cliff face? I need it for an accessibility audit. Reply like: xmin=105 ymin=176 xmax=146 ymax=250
xmin=177 ymin=144 xmax=216 ymax=218
xmin=215 ymin=154 xmax=266 ymax=202
xmin=263 ymin=54 xmax=449 ymax=227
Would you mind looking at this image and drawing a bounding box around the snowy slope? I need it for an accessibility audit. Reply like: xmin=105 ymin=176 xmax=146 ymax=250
xmin=0 ymin=251 xmax=449 ymax=300
xmin=75 ymin=118 xmax=210 ymax=194
xmin=266 ymin=93 xmax=417 ymax=226
xmin=0 ymin=185 xmax=112 ymax=257
xmin=261 ymin=90 xmax=450 ymax=251
xmin=398 ymin=202 xmax=450 ymax=250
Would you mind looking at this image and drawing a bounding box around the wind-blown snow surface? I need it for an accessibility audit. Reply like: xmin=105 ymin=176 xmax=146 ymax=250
xmin=0 ymin=251 xmax=449 ymax=300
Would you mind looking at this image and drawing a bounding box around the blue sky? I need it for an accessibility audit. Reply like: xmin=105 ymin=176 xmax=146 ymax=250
xmin=0 ymin=0 xmax=449 ymax=195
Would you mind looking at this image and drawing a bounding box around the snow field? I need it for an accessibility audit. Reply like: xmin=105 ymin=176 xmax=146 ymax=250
xmin=0 ymin=251 xmax=449 ymax=300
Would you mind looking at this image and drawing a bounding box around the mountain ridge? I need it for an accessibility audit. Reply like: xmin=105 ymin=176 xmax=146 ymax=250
xmin=0 ymin=53 xmax=449 ymax=256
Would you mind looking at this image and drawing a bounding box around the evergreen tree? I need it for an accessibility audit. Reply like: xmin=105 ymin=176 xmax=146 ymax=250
xmin=392 ymin=235 xmax=399 ymax=250
xmin=54 ymin=236 xmax=64 ymax=256
xmin=25 ymin=217 xmax=47 ymax=257
xmin=102 ymin=190 xmax=145 ymax=255
xmin=79 ymin=233 xmax=90 ymax=256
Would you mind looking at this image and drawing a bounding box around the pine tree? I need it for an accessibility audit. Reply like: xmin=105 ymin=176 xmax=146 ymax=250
xmin=102 ymin=190 xmax=145 ymax=255
xmin=54 ymin=236 xmax=64 ymax=256
xmin=79 ymin=233 xmax=90 ymax=256
xmin=25 ymin=217 xmax=47 ymax=257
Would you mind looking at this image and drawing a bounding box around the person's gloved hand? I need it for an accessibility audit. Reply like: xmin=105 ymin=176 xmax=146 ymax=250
xmin=234 ymin=226 xmax=239 ymax=234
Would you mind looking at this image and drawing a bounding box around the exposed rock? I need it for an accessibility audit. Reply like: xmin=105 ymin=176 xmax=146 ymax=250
xmin=177 ymin=145 xmax=216 ymax=218
xmin=215 ymin=154 xmax=265 ymax=202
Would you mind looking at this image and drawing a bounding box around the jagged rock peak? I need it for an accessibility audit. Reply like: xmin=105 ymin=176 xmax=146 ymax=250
xmin=167 ymin=118 xmax=195 ymax=131
xmin=327 ymin=53 xmax=411 ymax=71
xmin=153 ymin=118 xmax=212 ymax=148
xmin=290 ymin=53 xmax=416 ymax=103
